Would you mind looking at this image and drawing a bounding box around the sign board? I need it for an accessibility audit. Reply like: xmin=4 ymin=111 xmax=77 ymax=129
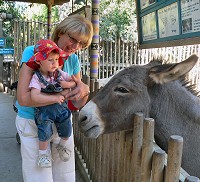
xmin=3 ymin=55 xmax=14 ymax=62
xmin=0 ymin=48 xmax=14 ymax=55
xmin=3 ymin=58 xmax=14 ymax=62
xmin=0 ymin=38 xmax=6 ymax=47
xmin=136 ymin=0 xmax=200 ymax=49
xmin=69 ymin=5 xmax=91 ymax=20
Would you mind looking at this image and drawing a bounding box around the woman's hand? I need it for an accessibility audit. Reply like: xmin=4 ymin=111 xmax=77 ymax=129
xmin=64 ymin=75 xmax=90 ymax=108
xmin=60 ymin=88 xmax=71 ymax=96
xmin=64 ymin=75 xmax=90 ymax=100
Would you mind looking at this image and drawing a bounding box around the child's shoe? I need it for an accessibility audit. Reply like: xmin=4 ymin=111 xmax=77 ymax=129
xmin=37 ymin=154 xmax=52 ymax=168
xmin=56 ymin=144 xmax=71 ymax=162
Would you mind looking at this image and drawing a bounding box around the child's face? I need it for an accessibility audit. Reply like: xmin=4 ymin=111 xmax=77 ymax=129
xmin=39 ymin=52 xmax=60 ymax=73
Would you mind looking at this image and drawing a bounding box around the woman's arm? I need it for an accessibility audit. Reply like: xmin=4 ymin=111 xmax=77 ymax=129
xmin=17 ymin=63 xmax=63 ymax=107
xmin=17 ymin=63 xmax=34 ymax=106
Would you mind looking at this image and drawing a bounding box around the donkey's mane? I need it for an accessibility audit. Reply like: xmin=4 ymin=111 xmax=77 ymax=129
xmin=149 ymin=57 xmax=200 ymax=97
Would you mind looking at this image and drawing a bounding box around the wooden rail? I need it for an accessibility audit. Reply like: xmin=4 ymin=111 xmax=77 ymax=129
xmin=73 ymin=111 xmax=199 ymax=182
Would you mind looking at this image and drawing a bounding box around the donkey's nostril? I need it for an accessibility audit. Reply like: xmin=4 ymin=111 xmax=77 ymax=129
xmin=80 ymin=116 xmax=87 ymax=122
xmin=79 ymin=116 xmax=88 ymax=126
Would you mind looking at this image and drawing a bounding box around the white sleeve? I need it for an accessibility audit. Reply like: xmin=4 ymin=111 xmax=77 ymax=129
xmin=29 ymin=74 xmax=42 ymax=90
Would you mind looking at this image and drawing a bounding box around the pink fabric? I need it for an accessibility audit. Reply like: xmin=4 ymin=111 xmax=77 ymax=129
xmin=29 ymin=69 xmax=70 ymax=90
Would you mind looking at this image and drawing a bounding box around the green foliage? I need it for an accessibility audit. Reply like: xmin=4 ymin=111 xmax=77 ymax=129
xmin=0 ymin=1 xmax=60 ymax=48
xmin=0 ymin=1 xmax=23 ymax=20
xmin=0 ymin=1 xmax=23 ymax=48
xmin=99 ymin=1 xmax=137 ymax=42
xmin=0 ymin=0 xmax=137 ymax=48
xmin=85 ymin=0 xmax=137 ymax=42
xmin=52 ymin=6 xmax=59 ymax=22
xmin=30 ymin=4 xmax=59 ymax=23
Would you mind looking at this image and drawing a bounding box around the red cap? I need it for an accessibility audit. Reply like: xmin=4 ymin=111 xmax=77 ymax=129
xmin=26 ymin=39 xmax=68 ymax=70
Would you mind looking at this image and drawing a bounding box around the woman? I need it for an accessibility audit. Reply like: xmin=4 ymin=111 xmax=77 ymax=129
xmin=16 ymin=14 xmax=93 ymax=182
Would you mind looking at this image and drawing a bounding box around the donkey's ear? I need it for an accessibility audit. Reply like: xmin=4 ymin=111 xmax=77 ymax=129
xmin=149 ymin=54 xmax=198 ymax=84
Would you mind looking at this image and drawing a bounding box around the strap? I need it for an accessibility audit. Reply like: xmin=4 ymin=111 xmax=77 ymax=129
xmin=35 ymin=69 xmax=62 ymax=86
xmin=35 ymin=70 xmax=49 ymax=86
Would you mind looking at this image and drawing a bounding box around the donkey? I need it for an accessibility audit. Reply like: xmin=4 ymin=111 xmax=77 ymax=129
xmin=79 ymin=54 xmax=200 ymax=177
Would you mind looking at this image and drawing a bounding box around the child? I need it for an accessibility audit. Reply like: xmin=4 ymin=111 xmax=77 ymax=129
xmin=26 ymin=39 xmax=76 ymax=168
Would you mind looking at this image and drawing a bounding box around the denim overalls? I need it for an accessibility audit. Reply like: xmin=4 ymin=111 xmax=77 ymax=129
xmin=34 ymin=70 xmax=72 ymax=141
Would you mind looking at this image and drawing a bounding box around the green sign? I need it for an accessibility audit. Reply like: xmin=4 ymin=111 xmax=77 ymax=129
xmin=136 ymin=0 xmax=200 ymax=49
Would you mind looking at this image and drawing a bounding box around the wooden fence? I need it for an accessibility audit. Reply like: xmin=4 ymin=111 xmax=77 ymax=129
xmin=3 ymin=20 xmax=200 ymax=92
xmin=72 ymin=78 xmax=200 ymax=182
xmin=138 ymin=45 xmax=200 ymax=91
xmin=6 ymin=20 xmax=139 ymax=88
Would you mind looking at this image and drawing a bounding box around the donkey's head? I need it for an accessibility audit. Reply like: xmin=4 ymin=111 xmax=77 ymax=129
xmin=79 ymin=54 xmax=198 ymax=138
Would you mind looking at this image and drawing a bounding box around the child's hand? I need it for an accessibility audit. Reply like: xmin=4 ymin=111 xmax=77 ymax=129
xmin=55 ymin=95 xmax=65 ymax=104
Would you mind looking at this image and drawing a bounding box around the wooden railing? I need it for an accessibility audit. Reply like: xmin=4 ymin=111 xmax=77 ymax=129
xmin=3 ymin=19 xmax=200 ymax=92
xmin=73 ymin=111 xmax=200 ymax=182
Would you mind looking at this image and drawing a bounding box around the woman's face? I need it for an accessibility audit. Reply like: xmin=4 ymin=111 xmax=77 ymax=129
xmin=57 ymin=32 xmax=86 ymax=55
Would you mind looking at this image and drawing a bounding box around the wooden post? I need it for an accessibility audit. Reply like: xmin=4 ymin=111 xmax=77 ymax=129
xmin=123 ymin=130 xmax=134 ymax=182
xmin=90 ymin=0 xmax=99 ymax=79
xmin=94 ymin=80 xmax=100 ymax=95
xmin=185 ymin=176 xmax=200 ymax=182
xmin=94 ymin=136 xmax=102 ymax=182
xmin=112 ymin=133 xmax=119 ymax=182
xmin=165 ymin=135 xmax=183 ymax=182
xmin=141 ymin=118 xmax=154 ymax=182
xmin=90 ymin=79 xmax=95 ymax=98
xmin=117 ymin=132 xmax=126 ymax=182
xmin=27 ymin=20 xmax=31 ymax=46
xmin=151 ymin=148 xmax=165 ymax=182
xmin=47 ymin=0 xmax=54 ymax=39
xmin=131 ymin=113 xmax=144 ymax=182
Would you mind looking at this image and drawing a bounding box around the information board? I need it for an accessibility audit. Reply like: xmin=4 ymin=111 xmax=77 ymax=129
xmin=0 ymin=48 xmax=14 ymax=55
xmin=158 ymin=3 xmax=179 ymax=38
xmin=181 ymin=0 xmax=200 ymax=33
xmin=0 ymin=38 xmax=6 ymax=47
xmin=140 ymin=0 xmax=156 ymax=10
xmin=142 ymin=12 xmax=157 ymax=41
xmin=136 ymin=0 xmax=200 ymax=49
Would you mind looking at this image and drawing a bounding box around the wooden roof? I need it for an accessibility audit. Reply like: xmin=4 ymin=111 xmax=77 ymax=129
xmin=7 ymin=0 xmax=70 ymax=5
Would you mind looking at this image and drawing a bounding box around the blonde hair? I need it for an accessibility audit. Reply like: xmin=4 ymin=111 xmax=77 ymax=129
xmin=52 ymin=14 xmax=93 ymax=49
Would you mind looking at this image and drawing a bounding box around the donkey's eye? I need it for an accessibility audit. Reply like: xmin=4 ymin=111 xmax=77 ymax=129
xmin=114 ymin=87 xmax=129 ymax=93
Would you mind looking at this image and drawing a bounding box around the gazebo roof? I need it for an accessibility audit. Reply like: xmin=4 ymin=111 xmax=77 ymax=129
xmin=7 ymin=0 xmax=70 ymax=5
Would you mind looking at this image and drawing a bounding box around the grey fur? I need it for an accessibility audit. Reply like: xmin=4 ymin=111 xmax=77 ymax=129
xmin=79 ymin=54 xmax=200 ymax=177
